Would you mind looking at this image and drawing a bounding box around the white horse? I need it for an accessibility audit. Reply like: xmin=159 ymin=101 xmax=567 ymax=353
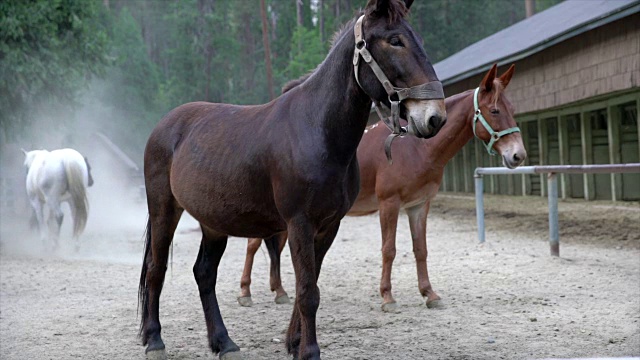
xmin=23 ymin=148 xmax=94 ymax=251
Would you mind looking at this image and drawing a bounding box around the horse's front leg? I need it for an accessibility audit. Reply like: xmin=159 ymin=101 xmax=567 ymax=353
xmin=286 ymin=218 xmax=321 ymax=360
xmin=407 ymin=201 xmax=442 ymax=308
xmin=238 ymin=238 xmax=262 ymax=307
xmin=378 ymin=198 xmax=401 ymax=313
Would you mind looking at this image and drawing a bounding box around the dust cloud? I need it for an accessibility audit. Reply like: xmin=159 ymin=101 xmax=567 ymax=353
xmin=0 ymin=84 xmax=171 ymax=264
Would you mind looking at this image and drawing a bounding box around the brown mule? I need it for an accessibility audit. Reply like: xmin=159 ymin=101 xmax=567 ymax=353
xmin=138 ymin=1 xmax=446 ymax=359
xmin=239 ymin=64 xmax=526 ymax=313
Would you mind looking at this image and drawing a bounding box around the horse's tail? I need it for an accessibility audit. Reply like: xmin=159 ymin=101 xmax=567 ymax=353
xmin=138 ymin=217 xmax=152 ymax=338
xmin=63 ymin=159 xmax=89 ymax=238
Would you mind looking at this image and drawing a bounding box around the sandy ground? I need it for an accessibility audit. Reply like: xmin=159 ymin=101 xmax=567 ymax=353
xmin=1 ymin=193 xmax=639 ymax=360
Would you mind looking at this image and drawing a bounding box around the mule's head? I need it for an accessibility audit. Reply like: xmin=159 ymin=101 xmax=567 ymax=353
xmin=358 ymin=0 xmax=446 ymax=138
xmin=474 ymin=64 xmax=527 ymax=169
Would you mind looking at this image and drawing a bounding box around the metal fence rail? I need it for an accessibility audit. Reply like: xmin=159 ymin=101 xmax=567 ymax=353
xmin=474 ymin=163 xmax=640 ymax=256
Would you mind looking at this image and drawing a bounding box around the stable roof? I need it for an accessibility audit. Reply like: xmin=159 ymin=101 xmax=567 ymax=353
xmin=433 ymin=0 xmax=640 ymax=85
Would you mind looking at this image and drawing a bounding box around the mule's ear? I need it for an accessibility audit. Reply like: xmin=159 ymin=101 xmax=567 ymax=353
xmin=404 ymin=0 xmax=414 ymax=9
xmin=365 ymin=0 xmax=391 ymax=17
xmin=480 ymin=63 xmax=498 ymax=92
xmin=499 ymin=64 xmax=515 ymax=89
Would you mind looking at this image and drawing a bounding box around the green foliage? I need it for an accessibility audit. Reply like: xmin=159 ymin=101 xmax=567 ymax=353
xmin=285 ymin=26 xmax=327 ymax=80
xmin=0 ymin=0 xmax=109 ymax=137
xmin=0 ymin=0 xmax=567 ymax=151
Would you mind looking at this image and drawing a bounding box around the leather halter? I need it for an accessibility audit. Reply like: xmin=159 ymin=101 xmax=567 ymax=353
xmin=473 ymin=87 xmax=521 ymax=155
xmin=352 ymin=15 xmax=445 ymax=163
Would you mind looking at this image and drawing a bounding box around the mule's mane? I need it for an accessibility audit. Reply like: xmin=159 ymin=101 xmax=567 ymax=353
xmin=365 ymin=0 xmax=409 ymax=24
xmin=283 ymin=0 xmax=410 ymax=94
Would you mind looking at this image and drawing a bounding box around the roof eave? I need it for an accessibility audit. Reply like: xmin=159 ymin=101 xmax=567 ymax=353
xmin=440 ymin=2 xmax=640 ymax=87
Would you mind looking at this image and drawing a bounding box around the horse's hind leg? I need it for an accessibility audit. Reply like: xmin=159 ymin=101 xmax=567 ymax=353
xmin=45 ymin=200 xmax=64 ymax=251
xmin=194 ymin=226 xmax=240 ymax=358
xmin=238 ymin=238 xmax=261 ymax=307
xmin=29 ymin=199 xmax=47 ymax=246
xmin=69 ymin=202 xmax=80 ymax=252
xmin=266 ymin=232 xmax=290 ymax=304
xmin=140 ymin=197 xmax=183 ymax=357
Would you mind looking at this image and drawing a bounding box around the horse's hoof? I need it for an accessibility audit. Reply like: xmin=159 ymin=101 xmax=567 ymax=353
xmin=145 ymin=349 xmax=168 ymax=360
xmin=426 ymin=299 xmax=444 ymax=309
xmin=220 ymin=350 xmax=243 ymax=360
xmin=275 ymin=294 xmax=290 ymax=304
xmin=237 ymin=296 xmax=253 ymax=307
xmin=381 ymin=302 xmax=400 ymax=313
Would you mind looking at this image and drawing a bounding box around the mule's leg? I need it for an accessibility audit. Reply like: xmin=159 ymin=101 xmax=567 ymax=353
xmin=407 ymin=202 xmax=442 ymax=308
xmin=238 ymin=238 xmax=262 ymax=307
xmin=378 ymin=199 xmax=401 ymax=312
xmin=194 ymin=227 xmax=240 ymax=358
xmin=141 ymin=204 xmax=183 ymax=357
xmin=266 ymin=232 xmax=290 ymax=304
xmin=285 ymin=219 xmax=321 ymax=360
xmin=287 ymin=221 xmax=339 ymax=360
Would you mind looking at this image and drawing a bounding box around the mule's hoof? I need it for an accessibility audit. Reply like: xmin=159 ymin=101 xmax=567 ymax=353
xmin=237 ymin=296 xmax=253 ymax=307
xmin=275 ymin=294 xmax=290 ymax=304
xmin=146 ymin=349 xmax=168 ymax=360
xmin=220 ymin=350 xmax=243 ymax=360
xmin=426 ymin=299 xmax=444 ymax=309
xmin=381 ymin=302 xmax=400 ymax=313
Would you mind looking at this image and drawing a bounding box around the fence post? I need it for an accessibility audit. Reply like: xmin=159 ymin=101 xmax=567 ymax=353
xmin=475 ymin=173 xmax=485 ymax=243
xmin=547 ymin=173 xmax=559 ymax=256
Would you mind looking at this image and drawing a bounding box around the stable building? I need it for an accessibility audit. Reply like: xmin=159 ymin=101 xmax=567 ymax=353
xmin=433 ymin=0 xmax=640 ymax=201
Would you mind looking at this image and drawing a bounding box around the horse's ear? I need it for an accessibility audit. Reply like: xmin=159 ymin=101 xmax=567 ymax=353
xmin=499 ymin=64 xmax=516 ymax=89
xmin=404 ymin=0 xmax=414 ymax=9
xmin=480 ymin=64 xmax=498 ymax=92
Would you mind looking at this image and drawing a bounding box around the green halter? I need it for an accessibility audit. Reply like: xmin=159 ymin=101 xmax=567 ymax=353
xmin=473 ymin=87 xmax=520 ymax=155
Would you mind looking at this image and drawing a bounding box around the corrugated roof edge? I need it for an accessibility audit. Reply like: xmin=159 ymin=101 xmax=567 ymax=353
xmin=436 ymin=1 xmax=640 ymax=86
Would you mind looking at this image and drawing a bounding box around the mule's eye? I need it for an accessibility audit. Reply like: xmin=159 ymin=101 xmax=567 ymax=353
xmin=490 ymin=108 xmax=500 ymax=115
xmin=389 ymin=37 xmax=404 ymax=47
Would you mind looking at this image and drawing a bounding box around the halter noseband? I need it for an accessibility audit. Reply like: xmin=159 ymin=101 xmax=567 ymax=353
xmin=473 ymin=87 xmax=521 ymax=155
xmin=352 ymin=15 xmax=445 ymax=163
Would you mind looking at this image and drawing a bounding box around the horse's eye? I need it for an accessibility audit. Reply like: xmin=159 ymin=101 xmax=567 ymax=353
xmin=389 ymin=37 xmax=404 ymax=47
xmin=490 ymin=108 xmax=500 ymax=115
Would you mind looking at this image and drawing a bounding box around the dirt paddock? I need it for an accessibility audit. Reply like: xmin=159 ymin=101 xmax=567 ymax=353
xmin=1 ymin=193 xmax=639 ymax=359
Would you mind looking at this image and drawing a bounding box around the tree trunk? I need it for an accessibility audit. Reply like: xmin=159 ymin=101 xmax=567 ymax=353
xmin=260 ymin=0 xmax=275 ymax=100
xmin=525 ymin=0 xmax=535 ymax=18
xmin=319 ymin=0 xmax=324 ymax=43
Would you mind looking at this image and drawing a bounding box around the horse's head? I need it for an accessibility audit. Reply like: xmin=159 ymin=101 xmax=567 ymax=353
xmin=356 ymin=0 xmax=446 ymax=139
xmin=22 ymin=149 xmax=47 ymax=173
xmin=473 ymin=64 xmax=527 ymax=169
xmin=84 ymin=157 xmax=94 ymax=187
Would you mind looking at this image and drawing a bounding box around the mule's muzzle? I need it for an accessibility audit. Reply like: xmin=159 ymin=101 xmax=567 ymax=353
xmin=408 ymin=112 xmax=447 ymax=139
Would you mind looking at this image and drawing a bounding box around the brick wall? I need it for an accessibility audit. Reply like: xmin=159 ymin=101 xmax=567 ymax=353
xmin=443 ymin=13 xmax=640 ymax=115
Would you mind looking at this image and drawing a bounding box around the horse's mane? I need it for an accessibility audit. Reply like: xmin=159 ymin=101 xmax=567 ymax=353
xmin=282 ymin=0 xmax=409 ymax=94
xmin=490 ymin=79 xmax=505 ymax=107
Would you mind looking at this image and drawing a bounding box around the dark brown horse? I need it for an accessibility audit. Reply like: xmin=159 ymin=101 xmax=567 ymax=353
xmin=239 ymin=64 xmax=527 ymax=313
xmin=138 ymin=0 xmax=446 ymax=359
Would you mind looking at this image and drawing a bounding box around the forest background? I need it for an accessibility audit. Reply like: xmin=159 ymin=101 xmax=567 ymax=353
xmin=0 ymin=0 xmax=561 ymax=159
